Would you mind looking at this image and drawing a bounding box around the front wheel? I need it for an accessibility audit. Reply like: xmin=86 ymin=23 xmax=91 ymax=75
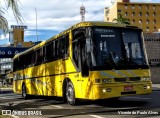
xmin=66 ymin=82 xmax=76 ymax=105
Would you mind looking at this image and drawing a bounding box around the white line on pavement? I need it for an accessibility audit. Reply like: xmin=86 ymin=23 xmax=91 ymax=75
xmin=0 ymin=97 xmax=13 ymax=99
xmin=51 ymin=105 xmax=63 ymax=109
xmin=90 ymin=115 xmax=105 ymax=118
xmin=10 ymin=115 xmax=20 ymax=118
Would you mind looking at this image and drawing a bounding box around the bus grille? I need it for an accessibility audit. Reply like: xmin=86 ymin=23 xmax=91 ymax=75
xmin=114 ymin=77 xmax=141 ymax=82
xmin=130 ymin=77 xmax=141 ymax=81
xmin=114 ymin=78 xmax=126 ymax=82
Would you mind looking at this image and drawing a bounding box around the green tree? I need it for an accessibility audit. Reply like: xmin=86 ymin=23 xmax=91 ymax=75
xmin=113 ymin=13 xmax=130 ymax=25
xmin=0 ymin=0 xmax=22 ymax=33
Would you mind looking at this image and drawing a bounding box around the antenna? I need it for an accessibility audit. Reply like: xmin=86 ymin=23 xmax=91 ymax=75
xmin=111 ymin=0 xmax=114 ymax=4
xmin=80 ymin=4 xmax=85 ymax=22
xmin=35 ymin=8 xmax=38 ymax=42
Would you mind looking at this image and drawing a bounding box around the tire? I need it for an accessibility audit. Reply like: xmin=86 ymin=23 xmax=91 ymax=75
xmin=22 ymin=84 xmax=28 ymax=99
xmin=66 ymin=81 xmax=76 ymax=105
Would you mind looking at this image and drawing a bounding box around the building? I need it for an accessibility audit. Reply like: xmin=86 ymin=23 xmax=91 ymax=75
xmin=0 ymin=58 xmax=13 ymax=85
xmin=104 ymin=0 xmax=160 ymax=32
xmin=144 ymin=33 xmax=160 ymax=83
xmin=104 ymin=0 xmax=160 ymax=83
xmin=0 ymin=25 xmax=41 ymax=85
xmin=9 ymin=25 xmax=35 ymax=47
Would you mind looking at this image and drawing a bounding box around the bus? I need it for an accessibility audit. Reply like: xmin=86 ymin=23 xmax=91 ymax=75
xmin=13 ymin=21 xmax=152 ymax=105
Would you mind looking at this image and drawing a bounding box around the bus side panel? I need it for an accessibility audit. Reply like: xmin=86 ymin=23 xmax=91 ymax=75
xmin=45 ymin=60 xmax=63 ymax=97
xmin=13 ymin=79 xmax=23 ymax=94
xmin=23 ymin=64 xmax=46 ymax=96
xmin=24 ymin=67 xmax=36 ymax=95
xmin=81 ymin=75 xmax=94 ymax=99
xmin=13 ymin=70 xmax=24 ymax=94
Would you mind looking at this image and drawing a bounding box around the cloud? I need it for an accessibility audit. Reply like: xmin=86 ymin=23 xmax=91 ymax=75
xmin=0 ymin=34 xmax=9 ymax=40
xmin=3 ymin=0 xmax=111 ymax=31
xmin=3 ymin=0 xmax=159 ymax=30
xmin=0 ymin=0 xmax=159 ymax=44
xmin=24 ymin=29 xmax=59 ymax=42
xmin=25 ymin=30 xmax=42 ymax=36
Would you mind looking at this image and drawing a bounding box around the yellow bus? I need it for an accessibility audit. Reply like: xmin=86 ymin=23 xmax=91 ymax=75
xmin=13 ymin=21 xmax=152 ymax=105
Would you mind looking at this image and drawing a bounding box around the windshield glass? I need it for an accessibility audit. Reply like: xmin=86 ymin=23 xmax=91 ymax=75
xmin=122 ymin=29 xmax=146 ymax=65
xmin=92 ymin=27 xmax=147 ymax=68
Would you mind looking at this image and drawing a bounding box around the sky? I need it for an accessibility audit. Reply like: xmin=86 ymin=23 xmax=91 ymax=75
xmin=0 ymin=0 xmax=159 ymax=45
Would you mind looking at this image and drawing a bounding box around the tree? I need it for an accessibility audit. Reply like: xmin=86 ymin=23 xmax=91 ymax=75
xmin=0 ymin=0 xmax=22 ymax=33
xmin=113 ymin=13 xmax=130 ymax=25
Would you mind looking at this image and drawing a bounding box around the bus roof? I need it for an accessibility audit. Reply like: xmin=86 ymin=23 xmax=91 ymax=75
xmin=13 ymin=21 xmax=139 ymax=59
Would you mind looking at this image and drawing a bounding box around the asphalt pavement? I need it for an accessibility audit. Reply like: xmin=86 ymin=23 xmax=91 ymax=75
xmin=0 ymin=85 xmax=160 ymax=118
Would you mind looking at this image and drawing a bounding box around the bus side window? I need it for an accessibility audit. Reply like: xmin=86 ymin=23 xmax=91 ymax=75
xmin=16 ymin=57 xmax=20 ymax=71
xmin=59 ymin=35 xmax=69 ymax=58
xmin=59 ymin=37 xmax=65 ymax=57
xmin=64 ymin=35 xmax=69 ymax=57
xmin=31 ymin=51 xmax=36 ymax=65
xmin=19 ymin=55 xmax=25 ymax=69
xmin=13 ymin=58 xmax=18 ymax=71
xmin=55 ymin=40 xmax=59 ymax=59
xmin=35 ymin=47 xmax=43 ymax=65
xmin=72 ymin=29 xmax=85 ymax=69
xmin=53 ymin=41 xmax=55 ymax=60
xmin=45 ymin=42 xmax=53 ymax=61
xmin=24 ymin=51 xmax=32 ymax=68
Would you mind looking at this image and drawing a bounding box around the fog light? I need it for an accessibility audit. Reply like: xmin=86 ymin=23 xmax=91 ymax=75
xmin=144 ymin=85 xmax=150 ymax=89
xmin=147 ymin=85 xmax=150 ymax=89
xmin=102 ymin=89 xmax=106 ymax=93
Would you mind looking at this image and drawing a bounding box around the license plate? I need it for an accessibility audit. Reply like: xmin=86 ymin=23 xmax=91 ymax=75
xmin=124 ymin=85 xmax=133 ymax=91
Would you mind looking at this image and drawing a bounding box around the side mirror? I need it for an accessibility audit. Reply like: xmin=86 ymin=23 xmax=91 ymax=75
xmin=86 ymin=38 xmax=93 ymax=52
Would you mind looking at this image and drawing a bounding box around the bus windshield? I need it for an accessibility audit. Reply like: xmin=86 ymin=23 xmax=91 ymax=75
xmin=92 ymin=27 xmax=147 ymax=68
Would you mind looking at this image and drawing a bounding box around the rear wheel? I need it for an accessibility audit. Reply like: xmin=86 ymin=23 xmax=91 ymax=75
xmin=66 ymin=82 xmax=76 ymax=105
xmin=22 ymin=84 xmax=28 ymax=99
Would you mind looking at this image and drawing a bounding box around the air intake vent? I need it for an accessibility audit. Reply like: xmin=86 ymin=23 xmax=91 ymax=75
xmin=114 ymin=77 xmax=141 ymax=82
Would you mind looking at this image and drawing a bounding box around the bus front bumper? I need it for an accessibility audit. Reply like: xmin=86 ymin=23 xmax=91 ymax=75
xmin=92 ymin=82 xmax=152 ymax=100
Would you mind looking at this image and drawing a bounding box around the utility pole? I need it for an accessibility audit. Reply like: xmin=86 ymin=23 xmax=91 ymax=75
xmin=35 ymin=8 xmax=38 ymax=42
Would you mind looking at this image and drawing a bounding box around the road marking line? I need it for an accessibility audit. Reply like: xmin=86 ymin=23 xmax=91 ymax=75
xmin=90 ymin=115 xmax=105 ymax=118
xmin=51 ymin=105 xmax=63 ymax=109
xmin=10 ymin=115 xmax=20 ymax=118
xmin=124 ymin=97 xmax=150 ymax=100
xmin=0 ymin=97 xmax=13 ymax=99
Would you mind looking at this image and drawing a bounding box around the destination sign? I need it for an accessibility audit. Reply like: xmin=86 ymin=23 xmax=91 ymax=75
xmin=11 ymin=25 xmax=27 ymax=29
xmin=0 ymin=47 xmax=28 ymax=58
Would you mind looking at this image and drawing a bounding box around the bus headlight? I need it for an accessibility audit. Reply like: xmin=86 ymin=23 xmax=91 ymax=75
xmin=144 ymin=85 xmax=151 ymax=89
xmin=102 ymin=78 xmax=111 ymax=83
xmin=95 ymin=78 xmax=112 ymax=83
xmin=141 ymin=77 xmax=150 ymax=81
